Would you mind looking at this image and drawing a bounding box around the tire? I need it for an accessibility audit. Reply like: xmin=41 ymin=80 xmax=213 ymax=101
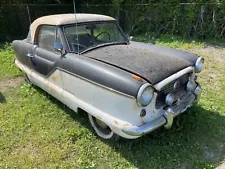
xmin=88 ymin=114 xmax=120 ymax=141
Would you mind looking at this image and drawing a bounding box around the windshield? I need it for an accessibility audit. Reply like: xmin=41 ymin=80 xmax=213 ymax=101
xmin=64 ymin=22 xmax=127 ymax=53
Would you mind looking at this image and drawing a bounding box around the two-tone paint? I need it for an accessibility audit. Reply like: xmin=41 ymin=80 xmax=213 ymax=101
xmin=12 ymin=14 xmax=203 ymax=139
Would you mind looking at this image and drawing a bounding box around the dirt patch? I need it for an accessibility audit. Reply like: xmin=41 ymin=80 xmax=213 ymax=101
xmin=189 ymin=45 xmax=225 ymax=62
xmin=203 ymin=144 xmax=224 ymax=164
xmin=0 ymin=76 xmax=24 ymax=93
xmin=191 ymin=45 xmax=225 ymax=62
xmin=216 ymin=161 xmax=225 ymax=169
xmin=187 ymin=45 xmax=225 ymax=91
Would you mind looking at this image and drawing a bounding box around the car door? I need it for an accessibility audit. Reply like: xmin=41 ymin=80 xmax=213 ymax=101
xmin=13 ymin=31 xmax=34 ymax=69
xmin=28 ymin=25 xmax=66 ymax=102
xmin=32 ymin=25 xmax=62 ymax=77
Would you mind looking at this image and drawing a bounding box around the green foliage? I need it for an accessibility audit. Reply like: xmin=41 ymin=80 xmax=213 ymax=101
xmin=121 ymin=3 xmax=225 ymax=39
xmin=133 ymin=33 xmax=208 ymax=49
xmin=0 ymin=1 xmax=225 ymax=41
xmin=0 ymin=43 xmax=23 ymax=80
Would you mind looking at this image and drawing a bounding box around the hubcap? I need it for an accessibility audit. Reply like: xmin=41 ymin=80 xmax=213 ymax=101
xmin=95 ymin=118 xmax=108 ymax=129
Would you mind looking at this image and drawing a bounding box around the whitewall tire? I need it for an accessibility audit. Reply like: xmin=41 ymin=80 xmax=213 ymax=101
xmin=88 ymin=114 xmax=119 ymax=140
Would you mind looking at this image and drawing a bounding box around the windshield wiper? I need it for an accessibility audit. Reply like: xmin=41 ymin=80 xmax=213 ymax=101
xmin=80 ymin=42 xmax=128 ymax=54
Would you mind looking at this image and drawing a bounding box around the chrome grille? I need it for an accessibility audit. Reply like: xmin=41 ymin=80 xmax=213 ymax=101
xmin=155 ymin=73 xmax=190 ymax=109
xmin=161 ymin=74 xmax=189 ymax=94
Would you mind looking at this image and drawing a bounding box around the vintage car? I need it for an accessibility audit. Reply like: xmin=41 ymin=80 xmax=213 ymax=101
xmin=13 ymin=14 xmax=204 ymax=140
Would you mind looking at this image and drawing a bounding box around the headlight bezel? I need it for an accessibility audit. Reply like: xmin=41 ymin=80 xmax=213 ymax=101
xmin=137 ymin=83 xmax=154 ymax=107
xmin=195 ymin=57 xmax=204 ymax=73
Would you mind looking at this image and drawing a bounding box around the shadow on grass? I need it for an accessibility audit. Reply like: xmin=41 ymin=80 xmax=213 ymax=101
xmin=106 ymin=106 xmax=225 ymax=168
xmin=32 ymin=85 xmax=225 ymax=168
xmin=0 ymin=92 xmax=7 ymax=103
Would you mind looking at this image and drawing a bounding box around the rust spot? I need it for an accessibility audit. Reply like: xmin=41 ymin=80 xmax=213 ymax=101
xmin=114 ymin=120 xmax=118 ymax=125
xmin=52 ymin=76 xmax=57 ymax=82
xmin=141 ymin=117 xmax=146 ymax=125
xmin=142 ymin=121 xmax=147 ymax=125
xmin=123 ymin=123 xmax=132 ymax=126
xmin=131 ymin=74 xmax=143 ymax=81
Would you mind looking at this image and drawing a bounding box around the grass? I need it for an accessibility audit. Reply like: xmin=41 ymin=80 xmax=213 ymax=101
xmin=0 ymin=37 xmax=225 ymax=168
xmin=0 ymin=43 xmax=22 ymax=81
xmin=133 ymin=33 xmax=225 ymax=49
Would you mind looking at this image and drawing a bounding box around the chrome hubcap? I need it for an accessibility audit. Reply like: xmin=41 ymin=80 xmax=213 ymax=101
xmin=95 ymin=118 xmax=108 ymax=129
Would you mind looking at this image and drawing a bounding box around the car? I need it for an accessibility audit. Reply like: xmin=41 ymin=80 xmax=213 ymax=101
xmin=12 ymin=13 xmax=204 ymax=140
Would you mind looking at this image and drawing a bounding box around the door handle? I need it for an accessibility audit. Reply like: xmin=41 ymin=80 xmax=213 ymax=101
xmin=27 ymin=53 xmax=33 ymax=58
xmin=27 ymin=53 xmax=35 ymax=65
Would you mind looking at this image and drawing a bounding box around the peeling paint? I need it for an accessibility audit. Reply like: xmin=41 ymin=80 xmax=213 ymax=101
xmin=84 ymin=41 xmax=198 ymax=85
xmin=52 ymin=76 xmax=57 ymax=82
xmin=123 ymin=123 xmax=132 ymax=126
xmin=141 ymin=117 xmax=147 ymax=125
xmin=114 ymin=120 xmax=118 ymax=125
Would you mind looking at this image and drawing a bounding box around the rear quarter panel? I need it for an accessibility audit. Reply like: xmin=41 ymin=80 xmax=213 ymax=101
xmin=12 ymin=40 xmax=33 ymax=68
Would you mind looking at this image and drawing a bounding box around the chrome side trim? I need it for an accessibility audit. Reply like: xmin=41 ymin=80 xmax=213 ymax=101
xmin=15 ymin=59 xmax=135 ymax=99
xmin=154 ymin=67 xmax=194 ymax=91
xmin=57 ymin=68 xmax=135 ymax=99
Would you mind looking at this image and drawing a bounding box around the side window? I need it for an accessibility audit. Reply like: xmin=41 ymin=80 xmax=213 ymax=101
xmin=38 ymin=25 xmax=58 ymax=52
xmin=56 ymin=29 xmax=61 ymax=43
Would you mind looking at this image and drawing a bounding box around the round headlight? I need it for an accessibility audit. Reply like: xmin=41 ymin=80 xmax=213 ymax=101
xmin=186 ymin=81 xmax=197 ymax=92
xmin=137 ymin=84 xmax=154 ymax=107
xmin=195 ymin=57 xmax=204 ymax=73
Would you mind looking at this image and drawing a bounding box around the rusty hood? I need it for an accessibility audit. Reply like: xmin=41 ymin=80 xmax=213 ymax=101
xmin=83 ymin=41 xmax=199 ymax=85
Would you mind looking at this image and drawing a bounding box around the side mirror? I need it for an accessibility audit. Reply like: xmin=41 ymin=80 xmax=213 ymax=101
xmin=54 ymin=42 xmax=63 ymax=54
xmin=129 ymin=36 xmax=133 ymax=41
xmin=126 ymin=34 xmax=133 ymax=41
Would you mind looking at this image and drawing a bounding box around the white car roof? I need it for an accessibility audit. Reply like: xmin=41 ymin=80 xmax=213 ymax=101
xmin=29 ymin=13 xmax=115 ymax=43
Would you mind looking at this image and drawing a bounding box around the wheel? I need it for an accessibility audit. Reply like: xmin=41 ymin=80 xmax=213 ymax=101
xmin=88 ymin=114 xmax=120 ymax=140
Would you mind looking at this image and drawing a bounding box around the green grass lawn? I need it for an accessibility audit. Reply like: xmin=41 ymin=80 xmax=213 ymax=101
xmin=0 ymin=37 xmax=225 ymax=169
xmin=0 ymin=43 xmax=22 ymax=80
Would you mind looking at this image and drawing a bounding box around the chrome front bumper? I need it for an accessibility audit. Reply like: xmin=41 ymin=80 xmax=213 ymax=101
xmin=122 ymin=85 xmax=202 ymax=137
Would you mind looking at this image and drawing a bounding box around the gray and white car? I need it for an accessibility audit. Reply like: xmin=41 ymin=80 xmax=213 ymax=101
xmin=13 ymin=14 xmax=204 ymax=140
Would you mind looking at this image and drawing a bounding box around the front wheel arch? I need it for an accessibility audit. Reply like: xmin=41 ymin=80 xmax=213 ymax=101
xmin=88 ymin=114 xmax=120 ymax=141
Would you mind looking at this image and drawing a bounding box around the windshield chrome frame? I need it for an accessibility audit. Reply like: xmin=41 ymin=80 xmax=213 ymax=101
xmin=63 ymin=20 xmax=128 ymax=54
